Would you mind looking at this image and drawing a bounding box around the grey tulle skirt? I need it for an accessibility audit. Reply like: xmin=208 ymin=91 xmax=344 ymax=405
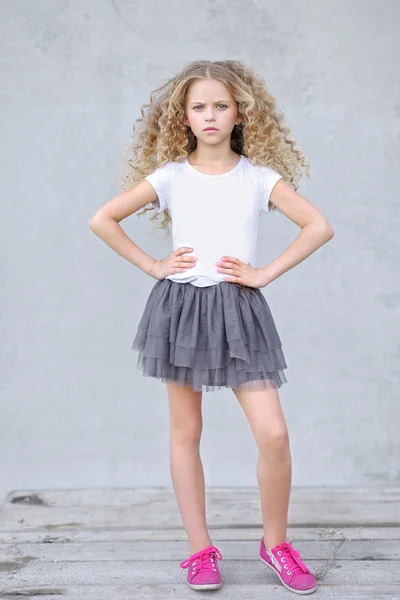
xmin=132 ymin=279 xmax=287 ymax=393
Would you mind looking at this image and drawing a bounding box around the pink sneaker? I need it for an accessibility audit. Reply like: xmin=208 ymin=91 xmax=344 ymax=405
xmin=180 ymin=544 xmax=223 ymax=590
xmin=260 ymin=538 xmax=317 ymax=595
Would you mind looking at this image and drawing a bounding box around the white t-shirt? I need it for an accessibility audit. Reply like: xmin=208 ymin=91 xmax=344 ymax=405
xmin=145 ymin=155 xmax=282 ymax=287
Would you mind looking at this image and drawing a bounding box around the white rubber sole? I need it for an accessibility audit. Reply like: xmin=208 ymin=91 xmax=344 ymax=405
xmin=188 ymin=581 xmax=222 ymax=590
xmin=260 ymin=556 xmax=317 ymax=595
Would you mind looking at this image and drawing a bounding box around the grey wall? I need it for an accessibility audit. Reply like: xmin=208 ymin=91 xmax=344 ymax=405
xmin=1 ymin=0 xmax=399 ymax=505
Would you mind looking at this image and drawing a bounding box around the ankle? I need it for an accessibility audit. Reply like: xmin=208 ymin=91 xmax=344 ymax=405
xmin=189 ymin=538 xmax=213 ymax=555
xmin=264 ymin=535 xmax=286 ymax=550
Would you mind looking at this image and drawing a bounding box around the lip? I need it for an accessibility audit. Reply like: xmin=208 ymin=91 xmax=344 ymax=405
xmin=203 ymin=127 xmax=218 ymax=131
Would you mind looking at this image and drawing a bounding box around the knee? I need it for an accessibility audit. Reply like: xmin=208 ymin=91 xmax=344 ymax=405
xmin=258 ymin=427 xmax=290 ymax=459
xmin=170 ymin=421 xmax=202 ymax=448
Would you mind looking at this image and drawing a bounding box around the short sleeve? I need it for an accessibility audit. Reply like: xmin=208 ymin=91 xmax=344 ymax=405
xmin=145 ymin=163 xmax=171 ymax=212
xmin=258 ymin=165 xmax=283 ymax=213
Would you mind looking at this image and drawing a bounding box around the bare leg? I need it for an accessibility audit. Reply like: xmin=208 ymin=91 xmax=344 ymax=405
xmin=167 ymin=381 xmax=212 ymax=555
xmin=233 ymin=385 xmax=292 ymax=549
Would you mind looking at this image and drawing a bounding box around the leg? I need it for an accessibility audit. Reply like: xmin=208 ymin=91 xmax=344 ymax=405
xmin=232 ymin=385 xmax=292 ymax=549
xmin=167 ymin=381 xmax=212 ymax=555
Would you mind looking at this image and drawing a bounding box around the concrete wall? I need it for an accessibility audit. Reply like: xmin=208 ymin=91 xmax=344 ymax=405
xmin=1 ymin=0 xmax=399 ymax=505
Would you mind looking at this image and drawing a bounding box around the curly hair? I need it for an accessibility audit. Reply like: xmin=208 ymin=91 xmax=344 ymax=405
xmin=119 ymin=59 xmax=310 ymax=232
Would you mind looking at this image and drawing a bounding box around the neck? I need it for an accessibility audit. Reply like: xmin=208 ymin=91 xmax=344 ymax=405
xmin=189 ymin=141 xmax=239 ymax=165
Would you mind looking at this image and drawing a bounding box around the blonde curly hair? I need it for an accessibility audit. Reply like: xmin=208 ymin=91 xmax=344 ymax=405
xmin=120 ymin=59 xmax=310 ymax=231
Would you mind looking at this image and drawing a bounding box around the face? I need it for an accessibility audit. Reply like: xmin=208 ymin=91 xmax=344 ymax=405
xmin=184 ymin=78 xmax=240 ymax=144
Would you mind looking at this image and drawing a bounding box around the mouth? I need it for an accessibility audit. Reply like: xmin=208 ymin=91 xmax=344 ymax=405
xmin=203 ymin=127 xmax=218 ymax=131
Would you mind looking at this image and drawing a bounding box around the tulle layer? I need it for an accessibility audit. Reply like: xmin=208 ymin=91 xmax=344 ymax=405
xmin=132 ymin=279 xmax=288 ymax=393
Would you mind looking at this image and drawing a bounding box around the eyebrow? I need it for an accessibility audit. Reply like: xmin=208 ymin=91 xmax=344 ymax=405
xmin=190 ymin=100 xmax=232 ymax=104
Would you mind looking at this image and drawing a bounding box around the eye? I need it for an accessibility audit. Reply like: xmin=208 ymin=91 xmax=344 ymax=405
xmin=192 ymin=104 xmax=228 ymax=110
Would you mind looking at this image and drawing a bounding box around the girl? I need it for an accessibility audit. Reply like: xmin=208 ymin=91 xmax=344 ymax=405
xmin=89 ymin=59 xmax=334 ymax=595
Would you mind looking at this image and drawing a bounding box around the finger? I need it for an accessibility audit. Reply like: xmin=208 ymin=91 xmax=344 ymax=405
xmin=176 ymin=247 xmax=194 ymax=255
xmin=177 ymin=261 xmax=196 ymax=268
xmin=224 ymin=275 xmax=239 ymax=282
xmin=223 ymin=275 xmax=240 ymax=281
xmin=222 ymin=256 xmax=241 ymax=266
xmin=181 ymin=256 xmax=197 ymax=264
xmin=219 ymin=264 xmax=240 ymax=273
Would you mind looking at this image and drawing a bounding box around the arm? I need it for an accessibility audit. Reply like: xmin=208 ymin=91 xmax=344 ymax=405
xmin=262 ymin=179 xmax=335 ymax=284
xmin=88 ymin=180 xmax=160 ymax=275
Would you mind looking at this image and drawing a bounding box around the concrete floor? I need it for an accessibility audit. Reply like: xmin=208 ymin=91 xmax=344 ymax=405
xmin=0 ymin=487 xmax=399 ymax=599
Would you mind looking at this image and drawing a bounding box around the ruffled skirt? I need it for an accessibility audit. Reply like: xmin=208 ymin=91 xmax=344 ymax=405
xmin=132 ymin=279 xmax=287 ymax=392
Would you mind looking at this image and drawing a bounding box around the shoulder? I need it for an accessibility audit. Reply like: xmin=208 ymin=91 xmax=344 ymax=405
xmin=145 ymin=159 xmax=184 ymax=179
xmin=241 ymin=156 xmax=282 ymax=190
xmin=144 ymin=160 xmax=185 ymax=212
xmin=242 ymin=157 xmax=283 ymax=213
xmin=242 ymin=156 xmax=281 ymax=180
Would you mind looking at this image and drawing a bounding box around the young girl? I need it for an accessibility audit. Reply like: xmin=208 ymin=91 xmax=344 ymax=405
xmin=89 ymin=59 xmax=334 ymax=595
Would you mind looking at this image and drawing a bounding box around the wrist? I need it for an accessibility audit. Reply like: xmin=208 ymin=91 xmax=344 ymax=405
xmin=142 ymin=257 xmax=157 ymax=277
xmin=261 ymin=265 xmax=275 ymax=286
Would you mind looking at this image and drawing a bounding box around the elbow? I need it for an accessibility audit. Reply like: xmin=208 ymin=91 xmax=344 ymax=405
xmin=316 ymin=219 xmax=334 ymax=241
xmin=325 ymin=222 xmax=335 ymax=240
xmin=307 ymin=219 xmax=335 ymax=241
xmin=88 ymin=218 xmax=97 ymax=232
xmin=88 ymin=213 xmax=103 ymax=232
xmin=88 ymin=213 xmax=117 ymax=234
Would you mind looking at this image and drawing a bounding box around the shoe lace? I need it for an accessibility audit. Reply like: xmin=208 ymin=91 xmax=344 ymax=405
xmin=275 ymin=541 xmax=309 ymax=574
xmin=180 ymin=545 xmax=222 ymax=572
